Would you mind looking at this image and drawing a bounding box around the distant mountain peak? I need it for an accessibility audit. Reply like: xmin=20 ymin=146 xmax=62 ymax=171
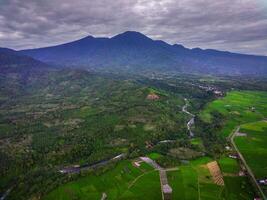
xmin=173 ymin=44 xmax=186 ymax=49
xmin=0 ymin=47 xmax=16 ymax=54
xmin=85 ymin=35 xmax=95 ymax=39
xmin=79 ymin=35 xmax=95 ymax=41
xmin=111 ymin=31 xmax=153 ymax=42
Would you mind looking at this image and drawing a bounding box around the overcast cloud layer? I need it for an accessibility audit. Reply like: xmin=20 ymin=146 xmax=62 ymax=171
xmin=0 ymin=0 xmax=267 ymax=55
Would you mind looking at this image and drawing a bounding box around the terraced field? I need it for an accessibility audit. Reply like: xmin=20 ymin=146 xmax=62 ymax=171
xmin=200 ymin=91 xmax=267 ymax=137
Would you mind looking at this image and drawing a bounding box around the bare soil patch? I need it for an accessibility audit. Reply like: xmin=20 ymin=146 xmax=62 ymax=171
xmin=207 ymin=161 xmax=224 ymax=186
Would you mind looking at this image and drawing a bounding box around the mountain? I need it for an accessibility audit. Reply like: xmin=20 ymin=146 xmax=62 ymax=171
xmin=20 ymin=31 xmax=267 ymax=76
xmin=0 ymin=47 xmax=51 ymax=74
xmin=0 ymin=47 xmax=55 ymax=97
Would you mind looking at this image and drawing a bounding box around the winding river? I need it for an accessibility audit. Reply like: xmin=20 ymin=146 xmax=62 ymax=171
xmin=182 ymin=98 xmax=195 ymax=137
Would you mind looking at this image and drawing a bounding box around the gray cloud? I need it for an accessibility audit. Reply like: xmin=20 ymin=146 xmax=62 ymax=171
xmin=0 ymin=0 xmax=266 ymax=55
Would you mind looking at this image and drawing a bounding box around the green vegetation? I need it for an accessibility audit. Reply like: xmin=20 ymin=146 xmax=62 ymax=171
xmin=235 ymin=121 xmax=267 ymax=179
xmin=198 ymin=90 xmax=267 ymax=198
xmin=190 ymin=138 xmax=205 ymax=151
xmin=223 ymin=176 xmax=255 ymax=200
xmin=147 ymin=152 xmax=163 ymax=160
xmin=44 ymin=156 xmax=255 ymax=200
xmin=199 ymin=91 xmax=267 ymax=137
xmin=218 ymin=156 xmax=239 ymax=174
xmin=43 ymin=160 xmax=160 ymax=200
xmin=1 ymin=70 xmax=201 ymax=199
xmin=1 ymin=68 xmax=267 ymax=199
xmin=195 ymin=90 xmax=267 ymax=157
xmin=167 ymin=157 xmax=254 ymax=200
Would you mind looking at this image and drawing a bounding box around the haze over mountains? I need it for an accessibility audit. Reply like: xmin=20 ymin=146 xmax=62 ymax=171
xmin=1 ymin=31 xmax=267 ymax=76
xmin=0 ymin=47 xmax=50 ymax=73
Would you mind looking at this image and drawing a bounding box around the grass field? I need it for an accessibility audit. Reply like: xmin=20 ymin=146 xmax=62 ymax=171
xmin=235 ymin=121 xmax=267 ymax=179
xmin=167 ymin=157 xmax=254 ymax=200
xmin=200 ymin=91 xmax=267 ymax=137
xmin=43 ymin=160 xmax=161 ymax=200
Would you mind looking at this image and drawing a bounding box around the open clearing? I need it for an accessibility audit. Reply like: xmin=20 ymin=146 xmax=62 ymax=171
xmin=200 ymin=91 xmax=267 ymax=137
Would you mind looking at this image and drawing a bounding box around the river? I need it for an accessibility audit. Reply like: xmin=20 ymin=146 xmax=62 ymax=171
xmin=182 ymin=98 xmax=195 ymax=137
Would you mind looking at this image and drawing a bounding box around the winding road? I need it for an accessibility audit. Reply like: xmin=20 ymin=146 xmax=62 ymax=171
xmin=59 ymin=153 xmax=126 ymax=174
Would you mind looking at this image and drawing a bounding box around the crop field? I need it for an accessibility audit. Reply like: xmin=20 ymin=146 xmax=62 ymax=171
xmin=43 ymin=160 xmax=161 ymax=200
xmin=218 ymin=156 xmax=240 ymax=175
xmin=234 ymin=121 xmax=267 ymax=194
xmin=167 ymin=157 xmax=254 ymax=200
xmin=44 ymin=156 xmax=254 ymax=200
xmin=200 ymin=91 xmax=267 ymax=137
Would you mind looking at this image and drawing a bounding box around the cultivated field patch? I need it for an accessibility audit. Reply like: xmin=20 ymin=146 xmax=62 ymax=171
xmin=207 ymin=161 xmax=224 ymax=186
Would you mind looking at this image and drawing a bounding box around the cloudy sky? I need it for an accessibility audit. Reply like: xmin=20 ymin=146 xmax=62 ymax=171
xmin=0 ymin=0 xmax=267 ymax=55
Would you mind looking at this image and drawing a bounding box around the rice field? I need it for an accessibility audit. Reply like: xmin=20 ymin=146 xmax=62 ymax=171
xmin=43 ymin=160 xmax=160 ymax=200
xmin=234 ymin=121 xmax=267 ymax=195
xmin=200 ymin=91 xmax=267 ymax=137
xmin=43 ymin=155 xmax=255 ymax=200
xmin=167 ymin=157 xmax=254 ymax=200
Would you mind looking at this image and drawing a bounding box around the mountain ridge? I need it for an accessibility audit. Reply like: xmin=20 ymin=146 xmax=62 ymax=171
xmin=0 ymin=47 xmax=52 ymax=74
xmin=18 ymin=31 xmax=267 ymax=76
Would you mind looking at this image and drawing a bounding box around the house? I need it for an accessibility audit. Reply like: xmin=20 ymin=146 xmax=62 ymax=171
xmin=229 ymin=154 xmax=238 ymax=159
xmin=225 ymin=146 xmax=231 ymax=150
xmin=162 ymin=184 xmax=172 ymax=200
xmin=258 ymin=179 xmax=267 ymax=185
xmin=214 ymin=90 xmax=222 ymax=95
xmin=238 ymin=170 xmax=245 ymax=176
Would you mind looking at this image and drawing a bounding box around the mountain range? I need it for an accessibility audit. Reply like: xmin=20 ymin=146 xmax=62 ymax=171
xmin=1 ymin=31 xmax=267 ymax=76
